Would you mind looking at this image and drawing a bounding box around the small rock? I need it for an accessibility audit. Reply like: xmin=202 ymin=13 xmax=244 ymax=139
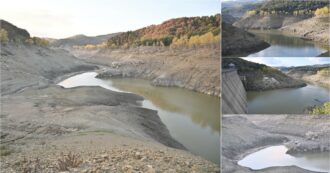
xmin=122 ymin=165 xmax=133 ymax=173
xmin=101 ymin=154 xmax=109 ymax=159
xmin=146 ymin=165 xmax=156 ymax=173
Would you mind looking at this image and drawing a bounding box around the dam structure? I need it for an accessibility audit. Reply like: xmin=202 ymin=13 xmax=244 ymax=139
xmin=222 ymin=69 xmax=248 ymax=114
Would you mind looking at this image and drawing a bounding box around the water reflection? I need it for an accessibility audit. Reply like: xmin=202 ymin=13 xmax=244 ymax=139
xmin=248 ymin=30 xmax=328 ymax=57
xmin=111 ymin=79 xmax=220 ymax=132
xmin=247 ymin=85 xmax=330 ymax=114
xmin=238 ymin=145 xmax=330 ymax=172
xmin=111 ymin=79 xmax=220 ymax=164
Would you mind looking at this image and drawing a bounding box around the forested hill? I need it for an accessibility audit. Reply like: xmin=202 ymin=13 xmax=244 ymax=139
xmin=245 ymin=0 xmax=329 ymax=16
xmin=75 ymin=14 xmax=220 ymax=49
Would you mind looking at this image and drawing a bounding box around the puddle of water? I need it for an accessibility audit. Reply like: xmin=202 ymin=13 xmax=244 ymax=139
xmin=58 ymin=72 xmax=122 ymax=92
xmin=58 ymin=72 xmax=220 ymax=164
xmin=238 ymin=145 xmax=330 ymax=172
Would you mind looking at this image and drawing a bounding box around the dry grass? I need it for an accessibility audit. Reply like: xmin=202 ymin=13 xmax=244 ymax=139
xmin=57 ymin=152 xmax=83 ymax=171
xmin=0 ymin=145 xmax=13 ymax=156
xmin=20 ymin=157 xmax=41 ymax=173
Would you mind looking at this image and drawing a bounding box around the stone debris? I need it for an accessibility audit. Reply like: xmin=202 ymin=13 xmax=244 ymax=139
xmin=1 ymin=146 xmax=219 ymax=173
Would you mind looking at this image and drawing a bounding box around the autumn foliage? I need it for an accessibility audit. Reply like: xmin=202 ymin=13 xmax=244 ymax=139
xmin=245 ymin=0 xmax=329 ymax=16
xmin=105 ymin=14 xmax=220 ymax=48
xmin=315 ymin=6 xmax=329 ymax=15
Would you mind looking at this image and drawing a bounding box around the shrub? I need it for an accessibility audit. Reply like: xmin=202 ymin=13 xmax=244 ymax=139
xmin=246 ymin=10 xmax=257 ymax=16
xmin=32 ymin=37 xmax=49 ymax=46
xmin=318 ymin=68 xmax=330 ymax=77
xmin=57 ymin=152 xmax=82 ymax=171
xmin=0 ymin=29 xmax=9 ymax=43
xmin=0 ymin=145 xmax=13 ymax=156
xmin=315 ymin=6 xmax=329 ymax=16
xmin=310 ymin=102 xmax=330 ymax=115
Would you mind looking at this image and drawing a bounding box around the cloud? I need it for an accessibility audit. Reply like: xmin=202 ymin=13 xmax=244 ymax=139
xmin=307 ymin=57 xmax=330 ymax=64
xmin=242 ymin=57 xmax=285 ymax=66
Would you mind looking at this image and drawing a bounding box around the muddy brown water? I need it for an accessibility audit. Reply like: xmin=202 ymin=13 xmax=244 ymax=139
xmin=58 ymin=72 xmax=220 ymax=164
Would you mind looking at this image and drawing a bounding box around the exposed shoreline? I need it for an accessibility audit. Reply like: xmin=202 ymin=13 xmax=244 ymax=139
xmin=1 ymin=43 xmax=219 ymax=172
xmin=70 ymin=46 xmax=221 ymax=97
xmin=222 ymin=114 xmax=330 ymax=173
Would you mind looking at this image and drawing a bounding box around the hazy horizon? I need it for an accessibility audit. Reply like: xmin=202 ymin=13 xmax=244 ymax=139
xmin=1 ymin=0 xmax=220 ymax=39
xmin=242 ymin=57 xmax=330 ymax=67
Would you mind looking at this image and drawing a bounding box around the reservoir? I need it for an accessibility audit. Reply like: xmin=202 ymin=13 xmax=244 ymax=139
xmin=58 ymin=72 xmax=220 ymax=164
xmin=247 ymin=30 xmax=328 ymax=57
xmin=247 ymin=84 xmax=330 ymax=114
xmin=238 ymin=145 xmax=330 ymax=173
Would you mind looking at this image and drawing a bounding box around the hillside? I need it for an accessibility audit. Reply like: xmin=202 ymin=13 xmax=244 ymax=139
xmin=233 ymin=0 xmax=329 ymax=29
xmin=101 ymin=14 xmax=220 ymax=48
xmin=222 ymin=58 xmax=306 ymax=91
xmin=0 ymin=19 xmax=30 ymax=42
xmin=222 ymin=0 xmax=263 ymax=18
xmin=221 ymin=22 xmax=270 ymax=56
xmin=1 ymin=19 xmax=50 ymax=46
xmin=50 ymin=33 xmax=119 ymax=48
xmin=0 ymin=20 xmax=96 ymax=95
xmin=280 ymin=15 xmax=330 ymax=44
xmin=286 ymin=64 xmax=330 ymax=88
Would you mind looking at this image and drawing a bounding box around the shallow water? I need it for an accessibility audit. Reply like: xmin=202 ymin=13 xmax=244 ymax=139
xmin=238 ymin=145 xmax=330 ymax=172
xmin=58 ymin=72 xmax=220 ymax=164
xmin=247 ymin=30 xmax=328 ymax=57
xmin=247 ymin=85 xmax=330 ymax=114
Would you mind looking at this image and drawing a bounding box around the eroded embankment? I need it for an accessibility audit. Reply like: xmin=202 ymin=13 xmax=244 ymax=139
xmin=280 ymin=15 xmax=330 ymax=46
xmin=221 ymin=22 xmax=270 ymax=56
xmin=222 ymin=114 xmax=330 ymax=173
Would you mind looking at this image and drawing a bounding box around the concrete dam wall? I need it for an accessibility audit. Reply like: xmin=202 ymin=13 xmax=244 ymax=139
xmin=222 ymin=69 xmax=247 ymax=114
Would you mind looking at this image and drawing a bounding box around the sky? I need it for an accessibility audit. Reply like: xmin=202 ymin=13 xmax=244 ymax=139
xmin=242 ymin=57 xmax=330 ymax=67
xmin=0 ymin=0 xmax=220 ymax=39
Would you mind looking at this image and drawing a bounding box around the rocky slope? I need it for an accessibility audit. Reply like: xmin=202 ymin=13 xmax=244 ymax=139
xmin=222 ymin=58 xmax=306 ymax=91
xmin=233 ymin=14 xmax=310 ymax=29
xmin=0 ymin=19 xmax=30 ymax=42
xmin=0 ymin=20 xmax=97 ymax=95
xmin=222 ymin=114 xmax=330 ymax=173
xmin=286 ymin=64 xmax=330 ymax=88
xmin=280 ymin=15 xmax=330 ymax=45
xmin=221 ymin=22 xmax=270 ymax=56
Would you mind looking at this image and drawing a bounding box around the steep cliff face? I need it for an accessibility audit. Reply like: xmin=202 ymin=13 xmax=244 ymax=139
xmin=222 ymin=69 xmax=247 ymax=114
